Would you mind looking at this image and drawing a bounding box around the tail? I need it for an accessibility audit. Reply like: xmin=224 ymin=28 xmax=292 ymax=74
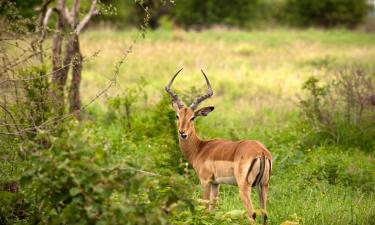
xmin=252 ymin=153 xmax=271 ymax=187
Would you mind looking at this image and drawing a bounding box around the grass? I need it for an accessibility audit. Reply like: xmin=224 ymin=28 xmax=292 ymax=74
xmin=79 ymin=28 xmax=375 ymax=224
xmin=80 ymin=28 xmax=375 ymax=123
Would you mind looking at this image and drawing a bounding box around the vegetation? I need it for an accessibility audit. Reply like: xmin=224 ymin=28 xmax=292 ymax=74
xmin=284 ymin=0 xmax=369 ymax=28
xmin=99 ymin=0 xmax=369 ymax=29
xmin=78 ymin=28 xmax=375 ymax=225
xmin=10 ymin=0 xmax=372 ymax=29
xmin=1 ymin=1 xmax=375 ymax=224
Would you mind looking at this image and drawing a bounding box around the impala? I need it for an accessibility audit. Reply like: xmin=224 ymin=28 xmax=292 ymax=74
xmin=165 ymin=69 xmax=272 ymax=224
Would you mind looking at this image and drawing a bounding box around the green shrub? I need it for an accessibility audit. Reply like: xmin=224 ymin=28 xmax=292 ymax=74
xmin=0 ymin=120 xmax=194 ymax=224
xmin=106 ymin=89 xmax=184 ymax=174
xmin=301 ymin=147 xmax=375 ymax=193
xmin=284 ymin=0 xmax=369 ymax=28
xmin=299 ymin=66 xmax=375 ymax=150
xmin=172 ymin=0 xmax=260 ymax=28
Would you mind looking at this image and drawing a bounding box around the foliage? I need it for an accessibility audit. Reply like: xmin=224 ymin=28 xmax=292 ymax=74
xmin=0 ymin=120 xmax=193 ymax=224
xmin=0 ymin=0 xmax=34 ymax=33
xmin=105 ymin=86 xmax=184 ymax=173
xmin=10 ymin=0 xmax=372 ymax=29
xmin=284 ymin=0 xmax=369 ymax=28
xmin=300 ymin=147 xmax=375 ymax=193
xmin=8 ymin=0 xmax=42 ymax=19
xmin=299 ymin=66 xmax=375 ymax=150
xmin=97 ymin=0 xmax=173 ymax=29
xmin=172 ymin=0 xmax=260 ymax=28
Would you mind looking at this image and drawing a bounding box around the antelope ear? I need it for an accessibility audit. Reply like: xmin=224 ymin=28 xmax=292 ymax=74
xmin=194 ymin=106 xmax=214 ymax=117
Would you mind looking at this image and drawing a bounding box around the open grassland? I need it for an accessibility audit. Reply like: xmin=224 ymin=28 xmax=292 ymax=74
xmin=81 ymin=28 xmax=375 ymax=132
xmin=79 ymin=29 xmax=375 ymax=224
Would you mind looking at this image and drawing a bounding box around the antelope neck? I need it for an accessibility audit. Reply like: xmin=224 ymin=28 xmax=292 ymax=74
xmin=178 ymin=125 xmax=202 ymax=165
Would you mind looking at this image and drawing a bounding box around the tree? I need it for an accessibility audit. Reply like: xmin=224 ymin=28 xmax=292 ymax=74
xmin=40 ymin=0 xmax=98 ymax=118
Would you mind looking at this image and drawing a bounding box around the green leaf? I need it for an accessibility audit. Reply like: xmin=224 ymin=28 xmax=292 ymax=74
xmin=69 ymin=187 xmax=80 ymax=196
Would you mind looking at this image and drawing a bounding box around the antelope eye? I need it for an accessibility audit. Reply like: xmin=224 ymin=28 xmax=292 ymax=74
xmin=176 ymin=115 xmax=179 ymax=119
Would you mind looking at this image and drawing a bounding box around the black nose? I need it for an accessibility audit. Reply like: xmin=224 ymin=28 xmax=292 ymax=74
xmin=179 ymin=130 xmax=187 ymax=138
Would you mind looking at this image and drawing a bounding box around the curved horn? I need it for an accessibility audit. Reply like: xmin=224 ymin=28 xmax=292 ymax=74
xmin=190 ymin=69 xmax=213 ymax=110
xmin=165 ymin=68 xmax=184 ymax=109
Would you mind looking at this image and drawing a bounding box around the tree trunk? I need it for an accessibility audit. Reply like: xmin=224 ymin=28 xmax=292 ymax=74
xmin=68 ymin=34 xmax=82 ymax=118
xmin=51 ymin=7 xmax=65 ymax=114
xmin=49 ymin=0 xmax=96 ymax=117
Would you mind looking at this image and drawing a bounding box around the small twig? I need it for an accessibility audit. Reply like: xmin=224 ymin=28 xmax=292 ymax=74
xmin=0 ymin=50 xmax=99 ymax=85
xmin=114 ymin=166 xmax=162 ymax=177
xmin=0 ymin=51 xmax=43 ymax=74
xmin=0 ymin=103 xmax=23 ymax=137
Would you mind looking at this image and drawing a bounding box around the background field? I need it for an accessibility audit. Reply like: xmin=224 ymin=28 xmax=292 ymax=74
xmin=78 ymin=28 xmax=375 ymax=224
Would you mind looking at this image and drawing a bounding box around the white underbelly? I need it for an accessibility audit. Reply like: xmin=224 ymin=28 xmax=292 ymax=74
xmin=213 ymin=176 xmax=237 ymax=185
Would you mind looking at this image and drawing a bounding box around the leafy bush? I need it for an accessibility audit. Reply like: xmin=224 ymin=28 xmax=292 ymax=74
xmin=105 ymin=81 xmax=183 ymax=173
xmin=0 ymin=120 xmax=195 ymax=224
xmin=301 ymin=147 xmax=375 ymax=193
xmin=284 ymin=0 xmax=369 ymax=28
xmin=299 ymin=66 xmax=375 ymax=150
xmin=172 ymin=0 xmax=260 ymax=28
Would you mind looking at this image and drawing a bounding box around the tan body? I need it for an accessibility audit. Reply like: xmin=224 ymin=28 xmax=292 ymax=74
xmin=165 ymin=69 xmax=272 ymax=224
xmin=189 ymin=140 xmax=271 ymax=185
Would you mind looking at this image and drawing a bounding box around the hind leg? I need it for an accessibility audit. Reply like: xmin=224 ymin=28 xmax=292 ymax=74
xmin=238 ymin=182 xmax=256 ymax=222
xmin=257 ymin=183 xmax=269 ymax=225
xmin=209 ymin=184 xmax=219 ymax=210
xmin=235 ymin=158 xmax=260 ymax=222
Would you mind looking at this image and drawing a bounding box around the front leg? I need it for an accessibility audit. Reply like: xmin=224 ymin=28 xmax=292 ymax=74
xmin=200 ymin=179 xmax=211 ymax=201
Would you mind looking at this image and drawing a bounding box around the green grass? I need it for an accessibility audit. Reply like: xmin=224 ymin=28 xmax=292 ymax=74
xmin=80 ymin=28 xmax=375 ymax=224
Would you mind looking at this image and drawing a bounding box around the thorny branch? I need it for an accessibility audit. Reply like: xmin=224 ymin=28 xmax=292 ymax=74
xmin=0 ymin=50 xmax=100 ymax=86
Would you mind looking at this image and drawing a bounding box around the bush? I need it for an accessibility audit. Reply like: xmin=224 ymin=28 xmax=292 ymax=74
xmin=299 ymin=66 xmax=375 ymax=150
xmin=172 ymin=0 xmax=259 ymax=28
xmin=284 ymin=0 xmax=369 ymax=28
xmin=0 ymin=120 xmax=194 ymax=224
xmin=105 ymin=81 xmax=183 ymax=173
xmin=301 ymin=147 xmax=375 ymax=193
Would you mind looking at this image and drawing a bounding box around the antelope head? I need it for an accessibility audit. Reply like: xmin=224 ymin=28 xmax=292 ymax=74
xmin=165 ymin=68 xmax=214 ymax=140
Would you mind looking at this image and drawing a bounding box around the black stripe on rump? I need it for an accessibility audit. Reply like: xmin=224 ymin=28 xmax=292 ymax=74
xmin=252 ymin=155 xmax=265 ymax=187
xmin=268 ymin=158 xmax=272 ymax=177
xmin=246 ymin=158 xmax=258 ymax=185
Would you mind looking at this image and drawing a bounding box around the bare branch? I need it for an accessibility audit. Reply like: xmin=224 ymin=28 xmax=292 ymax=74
xmin=75 ymin=0 xmax=97 ymax=34
xmin=43 ymin=8 xmax=53 ymax=27
xmin=64 ymin=7 xmax=73 ymax=26
xmin=72 ymin=0 xmax=80 ymax=27
xmin=0 ymin=50 xmax=99 ymax=86
xmin=36 ymin=0 xmax=54 ymax=28
xmin=34 ymin=0 xmax=54 ymax=62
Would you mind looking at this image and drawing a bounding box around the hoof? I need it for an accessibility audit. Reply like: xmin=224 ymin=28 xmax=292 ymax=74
xmin=252 ymin=212 xmax=256 ymax=220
